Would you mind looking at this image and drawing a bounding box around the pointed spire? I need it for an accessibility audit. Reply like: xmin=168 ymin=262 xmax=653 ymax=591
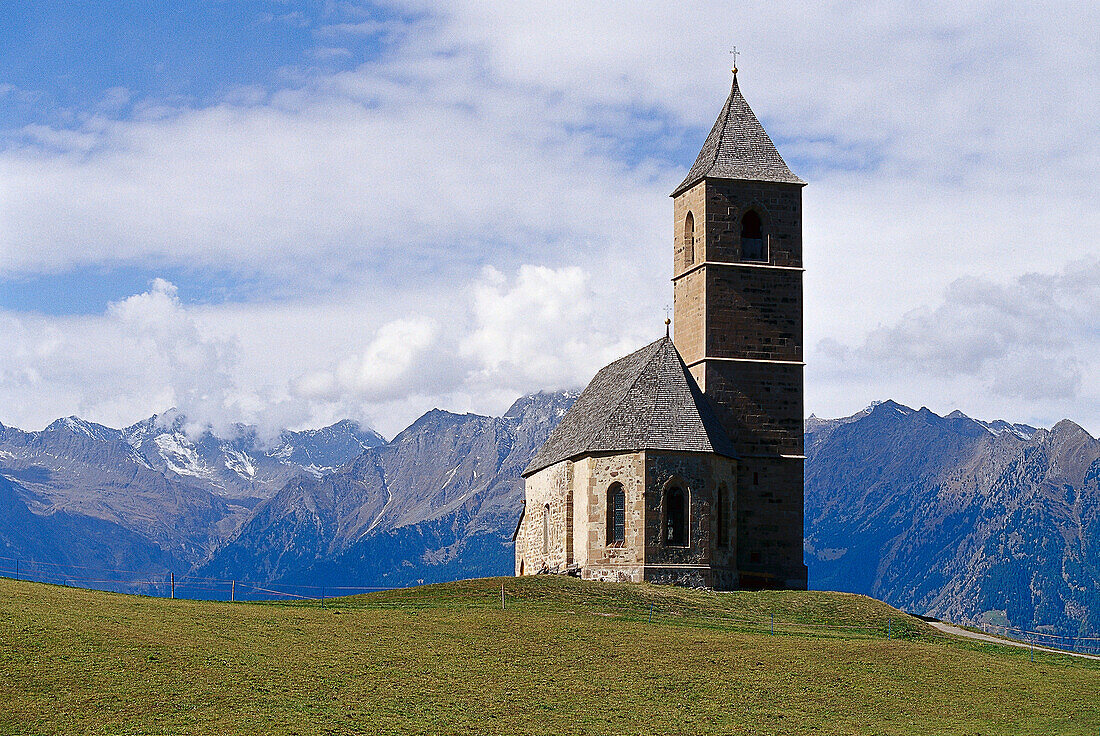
xmin=671 ymin=70 xmax=804 ymax=196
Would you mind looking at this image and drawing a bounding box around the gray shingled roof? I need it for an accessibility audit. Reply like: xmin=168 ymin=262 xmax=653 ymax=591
xmin=523 ymin=337 xmax=737 ymax=477
xmin=671 ymin=75 xmax=804 ymax=196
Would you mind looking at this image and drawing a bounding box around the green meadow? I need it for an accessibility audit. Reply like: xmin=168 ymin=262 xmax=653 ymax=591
xmin=1 ymin=575 xmax=1096 ymax=735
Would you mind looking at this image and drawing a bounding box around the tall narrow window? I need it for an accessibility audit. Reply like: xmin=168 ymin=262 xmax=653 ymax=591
xmin=683 ymin=211 xmax=695 ymax=267
xmin=607 ymin=483 xmax=625 ymax=546
xmin=716 ymin=483 xmax=728 ymax=548
xmin=665 ymin=485 xmax=688 ymax=547
xmin=542 ymin=504 xmax=550 ymax=556
xmin=741 ymin=210 xmax=765 ymax=261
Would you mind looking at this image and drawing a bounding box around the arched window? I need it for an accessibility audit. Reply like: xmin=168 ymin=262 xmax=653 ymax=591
xmin=542 ymin=503 xmax=550 ymax=556
xmin=741 ymin=210 xmax=766 ymax=261
xmin=684 ymin=211 xmax=695 ymax=267
xmin=607 ymin=483 xmax=626 ymax=546
xmin=716 ymin=483 xmax=729 ymax=548
xmin=665 ymin=485 xmax=688 ymax=547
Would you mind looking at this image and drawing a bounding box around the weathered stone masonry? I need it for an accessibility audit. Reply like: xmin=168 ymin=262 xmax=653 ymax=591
xmin=517 ymin=71 xmax=808 ymax=590
xmin=515 ymin=449 xmax=737 ymax=587
xmin=670 ymin=75 xmax=808 ymax=590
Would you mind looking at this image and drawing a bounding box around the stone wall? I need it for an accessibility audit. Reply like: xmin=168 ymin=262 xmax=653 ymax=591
xmin=672 ymin=268 xmax=706 ymax=367
xmin=671 ymin=176 xmax=807 ymax=591
xmin=701 ymin=180 xmax=802 ymax=267
xmin=673 ymin=179 xmax=802 ymax=270
xmin=673 ymin=181 xmax=707 ymax=271
xmin=514 ymin=460 xmax=572 ymax=575
xmin=703 ymin=362 xmax=803 ymax=458
xmin=705 ymin=267 xmax=801 ymax=362
xmin=735 ymin=455 xmax=807 ymax=589
xmin=643 ymin=451 xmax=737 ymax=589
xmin=672 ymin=182 xmax=709 ymax=367
xmin=575 ymin=452 xmax=646 ymax=582
xmin=519 ymin=450 xmax=743 ymax=588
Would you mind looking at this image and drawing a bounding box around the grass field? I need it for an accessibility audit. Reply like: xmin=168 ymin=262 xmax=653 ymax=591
xmin=1 ymin=575 xmax=1097 ymax=735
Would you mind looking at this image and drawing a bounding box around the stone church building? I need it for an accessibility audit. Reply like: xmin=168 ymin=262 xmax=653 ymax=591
xmin=514 ymin=69 xmax=808 ymax=590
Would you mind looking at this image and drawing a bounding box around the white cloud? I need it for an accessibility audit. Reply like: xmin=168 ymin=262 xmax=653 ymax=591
xmin=295 ymin=317 xmax=440 ymax=402
xmin=0 ymin=265 xmax=659 ymax=438
xmin=809 ymin=260 xmax=1100 ymax=430
xmin=315 ymin=19 xmax=397 ymax=37
xmin=1 ymin=1 xmax=1098 ymax=435
xmin=461 ymin=264 xmax=644 ymax=393
xmin=0 ymin=49 xmax=669 ymax=290
xmin=0 ymin=280 xmax=246 ymax=437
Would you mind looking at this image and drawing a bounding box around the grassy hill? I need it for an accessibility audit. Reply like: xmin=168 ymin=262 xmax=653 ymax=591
xmin=1 ymin=576 xmax=1096 ymax=735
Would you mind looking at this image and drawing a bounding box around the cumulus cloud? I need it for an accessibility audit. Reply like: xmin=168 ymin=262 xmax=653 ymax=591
xmin=0 ymin=280 xmax=247 ymax=436
xmin=294 ymin=317 xmax=440 ymax=402
xmin=1 ymin=1 xmax=1098 ymax=436
xmin=810 ymin=260 xmax=1100 ymax=428
xmin=0 ymin=265 xmax=660 ymax=438
xmin=461 ymin=265 xmax=636 ymax=390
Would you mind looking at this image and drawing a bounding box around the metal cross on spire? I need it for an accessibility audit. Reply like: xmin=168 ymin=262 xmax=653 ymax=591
xmin=730 ymin=46 xmax=739 ymax=75
xmin=663 ymin=304 xmax=672 ymax=337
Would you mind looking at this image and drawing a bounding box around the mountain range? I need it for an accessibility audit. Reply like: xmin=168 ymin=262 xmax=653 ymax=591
xmin=0 ymin=413 xmax=383 ymax=576
xmin=805 ymin=400 xmax=1100 ymax=636
xmin=0 ymin=395 xmax=1097 ymax=636
xmin=197 ymin=391 xmax=576 ymax=588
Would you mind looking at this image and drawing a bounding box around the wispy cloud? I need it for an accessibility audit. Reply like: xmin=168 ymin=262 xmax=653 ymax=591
xmin=0 ymin=1 xmax=1097 ymax=435
xmin=315 ymin=19 xmax=396 ymax=37
xmin=811 ymin=259 xmax=1100 ymax=428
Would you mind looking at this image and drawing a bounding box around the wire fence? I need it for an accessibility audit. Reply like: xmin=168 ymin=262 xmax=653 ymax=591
xmin=964 ymin=620 xmax=1100 ymax=656
xmin=0 ymin=555 xmax=395 ymax=602
xmin=2 ymin=554 xmax=1098 ymax=657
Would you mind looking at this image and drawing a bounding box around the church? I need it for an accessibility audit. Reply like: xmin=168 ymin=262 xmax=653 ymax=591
xmin=514 ymin=66 xmax=808 ymax=591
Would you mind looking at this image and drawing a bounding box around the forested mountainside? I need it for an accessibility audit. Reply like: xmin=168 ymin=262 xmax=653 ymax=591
xmin=805 ymin=401 xmax=1100 ymax=636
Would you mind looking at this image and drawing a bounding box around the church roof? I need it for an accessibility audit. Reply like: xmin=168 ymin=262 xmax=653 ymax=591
xmin=671 ymin=75 xmax=804 ymax=196
xmin=523 ymin=337 xmax=737 ymax=477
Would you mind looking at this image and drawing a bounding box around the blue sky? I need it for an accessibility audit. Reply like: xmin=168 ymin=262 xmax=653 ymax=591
xmin=0 ymin=0 xmax=401 ymax=313
xmin=1 ymin=1 xmax=1097 ymax=437
xmin=0 ymin=2 xmax=390 ymax=126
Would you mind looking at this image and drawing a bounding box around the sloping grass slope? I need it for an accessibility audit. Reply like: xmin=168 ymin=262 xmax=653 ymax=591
xmin=1 ymin=576 xmax=1096 ymax=735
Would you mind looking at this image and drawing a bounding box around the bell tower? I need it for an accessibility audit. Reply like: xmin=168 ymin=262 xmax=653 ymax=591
xmin=671 ymin=69 xmax=808 ymax=589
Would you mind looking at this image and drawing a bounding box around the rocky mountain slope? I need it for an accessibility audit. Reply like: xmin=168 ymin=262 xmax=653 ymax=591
xmin=0 ymin=472 xmax=181 ymax=579
xmin=124 ymin=411 xmax=385 ymax=499
xmin=805 ymin=401 xmax=1100 ymax=636
xmin=196 ymin=391 xmax=577 ymax=587
xmin=0 ymin=414 xmax=384 ymax=574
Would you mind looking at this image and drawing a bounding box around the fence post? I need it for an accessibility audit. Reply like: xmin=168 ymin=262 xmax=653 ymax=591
xmin=231 ymin=580 xmax=236 ymax=603
xmin=170 ymin=572 xmax=175 ymax=599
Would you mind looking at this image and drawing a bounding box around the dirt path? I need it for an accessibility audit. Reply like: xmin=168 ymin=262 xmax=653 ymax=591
xmin=928 ymin=621 xmax=1100 ymax=661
